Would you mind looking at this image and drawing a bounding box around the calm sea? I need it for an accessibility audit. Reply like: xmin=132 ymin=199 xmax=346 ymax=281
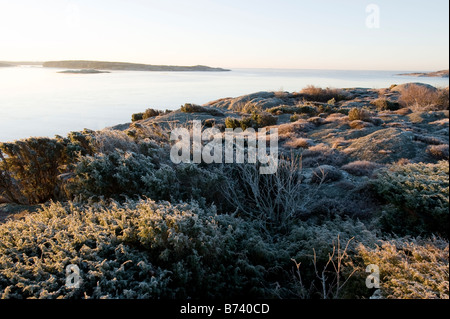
xmin=0 ymin=66 xmax=448 ymax=142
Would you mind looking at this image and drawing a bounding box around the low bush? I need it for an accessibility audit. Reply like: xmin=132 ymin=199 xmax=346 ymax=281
xmin=0 ymin=200 xmax=274 ymax=298
xmin=371 ymin=98 xmax=400 ymax=111
xmin=267 ymin=105 xmax=316 ymax=115
xmin=180 ymin=103 xmax=224 ymax=116
xmin=131 ymin=112 xmax=144 ymax=121
xmin=372 ymin=161 xmax=449 ymax=237
xmin=358 ymin=238 xmax=449 ymax=299
xmin=0 ymin=134 xmax=94 ymax=205
xmin=132 ymin=109 xmax=173 ymax=122
xmin=300 ymin=85 xmax=349 ymax=103
xmin=225 ymin=117 xmax=241 ymax=129
xmin=348 ymin=108 xmax=371 ymax=121
xmin=399 ymin=84 xmax=449 ymax=110
xmin=224 ymin=112 xmax=277 ymax=130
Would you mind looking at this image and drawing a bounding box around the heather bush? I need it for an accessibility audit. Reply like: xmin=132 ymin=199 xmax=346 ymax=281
xmin=372 ymin=161 xmax=449 ymax=237
xmin=358 ymin=237 xmax=449 ymax=299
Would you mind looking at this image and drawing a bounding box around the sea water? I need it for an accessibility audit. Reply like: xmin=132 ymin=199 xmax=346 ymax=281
xmin=0 ymin=66 xmax=448 ymax=142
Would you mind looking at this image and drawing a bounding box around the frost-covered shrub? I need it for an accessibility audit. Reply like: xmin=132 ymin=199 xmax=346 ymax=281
xmin=358 ymin=237 xmax=449 ymax=299
xmin=223 ymin=157 xmax=317 ymax=231
xmin=70 ymin=151 xmax=224 ymax=206
xmin=141 ymin=163 xmax=225 ymax=208
xmin=69 ymin=151 xmax=156 ymax=200
xmin=0 ymin=200 xmax=273 ymax=299
xmin=91 ymin=129 xmax=140 ymax=154
xmin=0 ymin=138 xmax=67 ymax=204
xmin=311 ymin=165 xmax=343 ymax=184
xmin=372 ymin=161 xmax=449 ymax=237
xmin=280 ymin=217 xmax=379 ymax=299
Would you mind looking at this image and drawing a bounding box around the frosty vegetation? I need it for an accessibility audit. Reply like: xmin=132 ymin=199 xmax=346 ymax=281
xmin=0 ymin=84 xmax=448 ymax=299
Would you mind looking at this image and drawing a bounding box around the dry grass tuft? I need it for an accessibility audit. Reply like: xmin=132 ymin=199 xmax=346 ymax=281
xmin=284 ymin=137 xmax=314 ymax=149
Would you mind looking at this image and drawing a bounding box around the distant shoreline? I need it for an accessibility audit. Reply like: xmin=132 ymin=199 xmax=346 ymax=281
xmin=58 ymin=69 xmax=111 ymax=74
xmin=397 ymin=70 xmax=449 ymax=78
xmin=43 ymin=60 xmax=230 ymax=72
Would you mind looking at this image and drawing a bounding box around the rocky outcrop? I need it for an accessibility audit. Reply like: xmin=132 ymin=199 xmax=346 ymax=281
xmin=344 ymin=128 xmax=416 ymax=163
xmin=204 ymin=91 xmax=292 ymax=111
xmin=390 ymin=82 xmax=438 ymax=92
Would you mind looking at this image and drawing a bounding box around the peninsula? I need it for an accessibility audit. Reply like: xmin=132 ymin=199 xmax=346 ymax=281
xmin=43 ymin=60 xmax=230 ymax=72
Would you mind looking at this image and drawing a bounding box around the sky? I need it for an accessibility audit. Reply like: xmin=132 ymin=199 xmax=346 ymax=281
xmin=0 ymin=0 xmax=448 ymax=70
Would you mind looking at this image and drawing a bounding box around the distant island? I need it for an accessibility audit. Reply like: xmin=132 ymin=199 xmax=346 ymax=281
xmin=0 ymin=63 xmax=14 ymax=67
xmin=397 ymin=70 xmax=449 ymax=78
xmin=0 ymin=61 xmax=42 ymax=66
xmin=43 ymin=60 xmax=230 ymax=72
xmin=58 ymin=69 xmax=111 ymax=74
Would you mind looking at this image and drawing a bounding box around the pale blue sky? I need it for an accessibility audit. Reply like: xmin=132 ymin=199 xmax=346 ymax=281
xmin=0 ymin=0 xmax=448 ymax=70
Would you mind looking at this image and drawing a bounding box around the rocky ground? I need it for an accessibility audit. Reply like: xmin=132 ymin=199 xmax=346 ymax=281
xmin=1 ymin=82 xmax=448 ymax=223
